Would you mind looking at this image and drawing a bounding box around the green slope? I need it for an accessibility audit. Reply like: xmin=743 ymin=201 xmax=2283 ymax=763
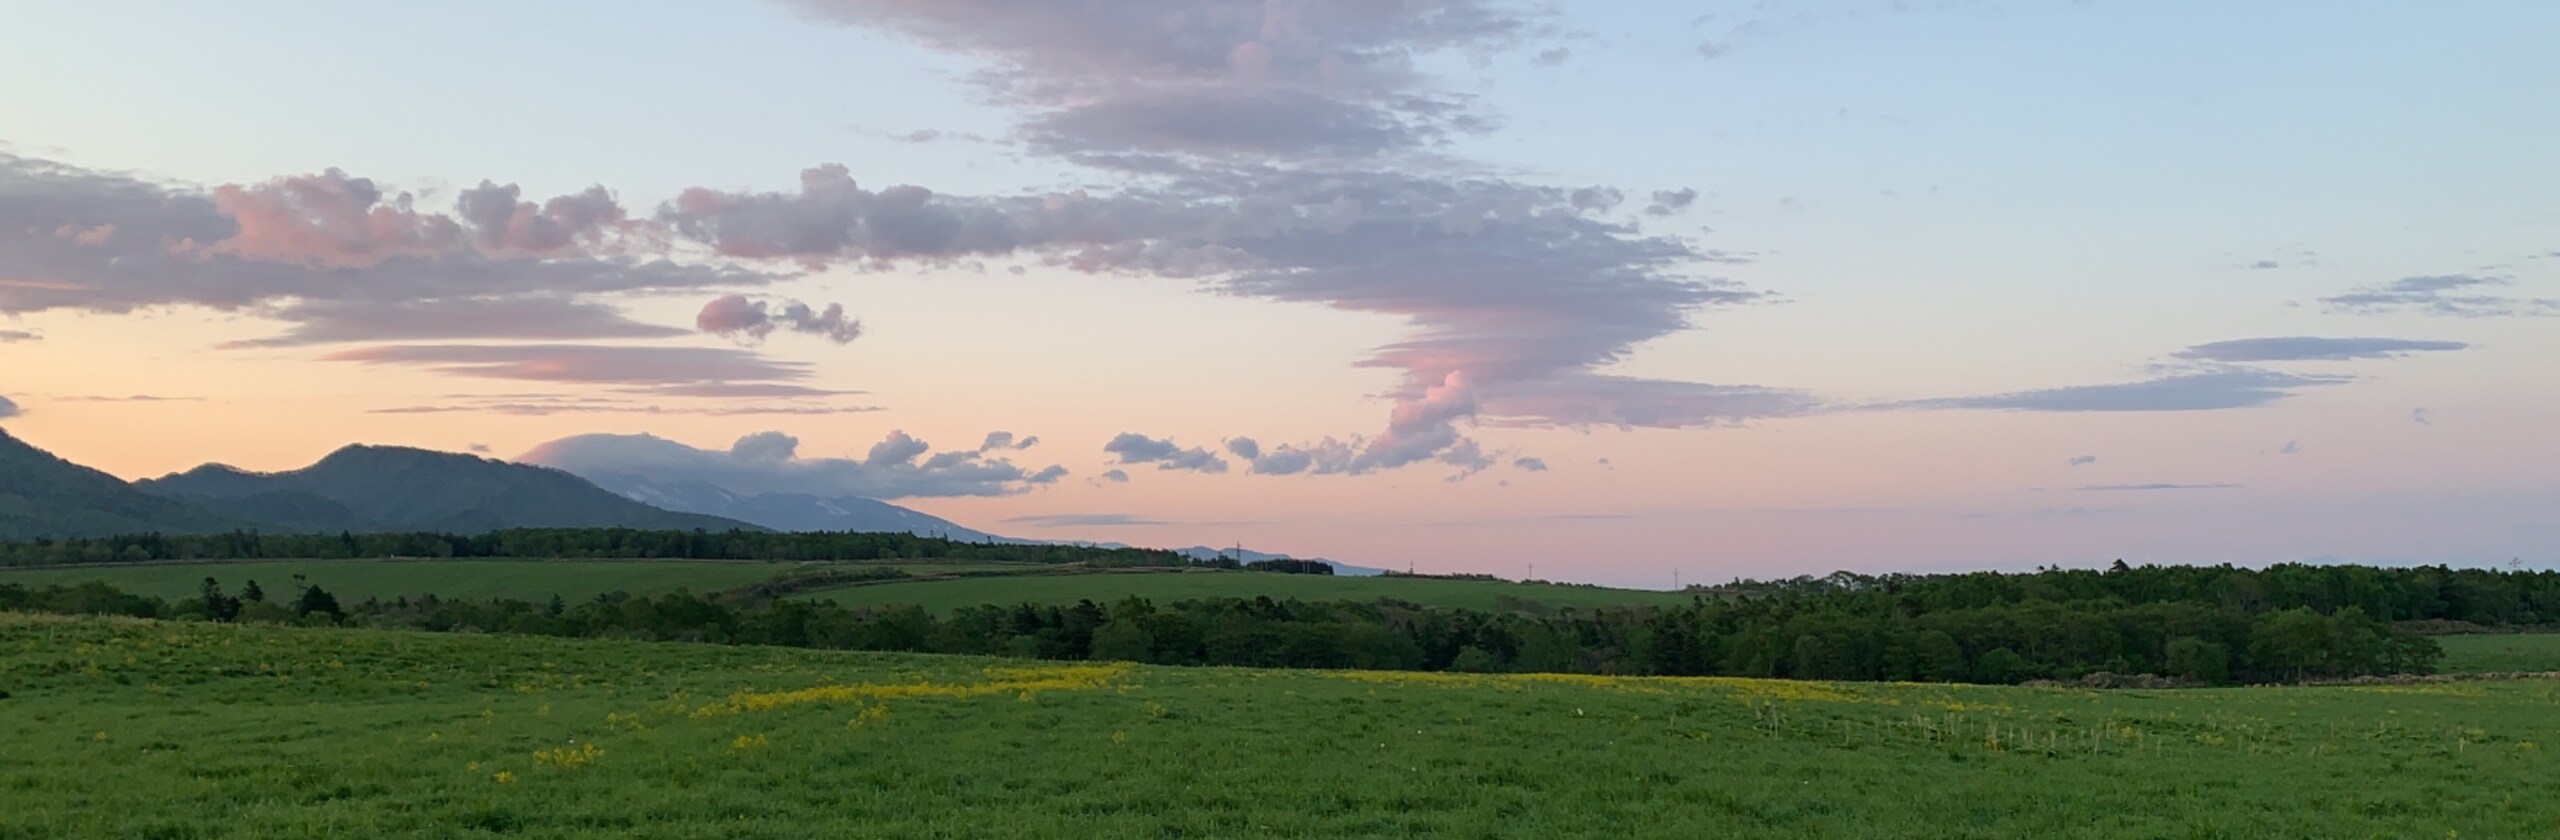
xmin=797 ymin=568 xmax=1701 ymax=611
xmin=7 ymin=615 xmax=2558 ymax=838
xmin=0 ymin=428 xmax=244 ymax=540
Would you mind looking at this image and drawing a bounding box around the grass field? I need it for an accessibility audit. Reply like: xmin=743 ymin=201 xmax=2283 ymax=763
xmin=796 ymin=568 xmax=1701 ymax=612
xmin=4 ymin=613 xmax=2552 ymax=838
xmin=0 ymin=560 xmax=809 ymax=603
xmin=2435 ymin=633 xmax=2560 ymax=674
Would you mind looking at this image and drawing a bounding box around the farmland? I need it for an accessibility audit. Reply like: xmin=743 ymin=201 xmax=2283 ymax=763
xmin=4 ymin=613 xmax=2555 ymax=838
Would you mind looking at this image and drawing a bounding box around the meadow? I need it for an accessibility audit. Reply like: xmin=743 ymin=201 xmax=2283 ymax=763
xmin=795 ymin=568 xmax=1701 ymax=612
xmin=5 ymin=613 xmax=2555 ymax=839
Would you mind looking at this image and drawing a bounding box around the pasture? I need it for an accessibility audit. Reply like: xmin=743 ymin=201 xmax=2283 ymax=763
xmin=794 ymin=568 xmax=1701 ymax=612
xmin=3 ymin=613 xmax=2553 ymax=838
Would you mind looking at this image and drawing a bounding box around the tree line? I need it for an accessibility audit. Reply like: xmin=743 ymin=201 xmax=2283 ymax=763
xmin=0 ymin=528 xmax=1212 ymax=568
xmin=5 ymin=559 xmax=2494 ymax=684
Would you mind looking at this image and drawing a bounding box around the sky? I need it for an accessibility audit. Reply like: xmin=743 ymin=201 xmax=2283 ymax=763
xmin=3 ymin=0 xmax=2555 ymax=587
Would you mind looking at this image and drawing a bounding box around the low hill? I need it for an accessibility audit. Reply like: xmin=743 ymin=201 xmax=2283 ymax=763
xmin=0 ymin=428 xmax=245 ymax=540
xmin=140 ymin=446 xmax=759 ymax=534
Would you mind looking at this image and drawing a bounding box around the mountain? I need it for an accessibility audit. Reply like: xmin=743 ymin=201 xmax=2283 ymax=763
xmin=139 ymin=445 xmax=758 ymax=534
xmin=573 ymin=473 xmax=1002 ymax=541
xmin=0 ymin=427 xmax=247 ymax=539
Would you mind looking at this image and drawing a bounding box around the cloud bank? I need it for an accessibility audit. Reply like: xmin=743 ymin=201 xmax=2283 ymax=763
xmin=520 ymin=430 xmax=1065 ymax=499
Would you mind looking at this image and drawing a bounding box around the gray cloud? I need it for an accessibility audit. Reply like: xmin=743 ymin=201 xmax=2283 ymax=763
xmin=632 ymin=382 xmax=864 ymax=399
xmin=783 ymin=0 xmax=1530 ymax=163
xmin=1903 ymin=367 xmax=2350 ymax=412
xmin=1224 ymin=437 xmax=1262 ymax=460
xmin=2413 ymin=407 xmax=2434 ymax=426
xmin=223 ymin=297 xmax=685 ymax=348
xmin=1026 ymin=464 xmax=1069 ymax=484
xmin=865 ymin=430 xmax=932 ymax=467
xmin=695 ymin=294 xmax=863 ymax=344
xmin=1098 ymin=469 xmax=1130 ymax=483
xmin=2076 ymin=483 xmax=2243 ymax=492
xmin=1512 ymin=456 xmax=1547 ymax=472
xmin=2174 ymin=336 xmax=2469 ymax=363
xmin=1003 ymin=513 xmax=1169 ymax=528
xmin=2320 ymin=275 xmax=2560 ymax=318
xmin=2068 ymin=455 xmax=2097 ymax=467
xmin=0 ymin=153 xmax=775 ymax=342
xmin=1104 ymin=432 xmax=1230 ymax=474
xmin=454 ymin=181 xmax=626 ymax=255
xmin=1645 ymin=188 xmax=1698 ymax=216
xmin=2278 ymin=440 xmax=2302 ymax=455
xmin=978 ymin=431 xmax=1039 ymax=452
xmin=0 ymin=394 xmax=18 ymax=419
xmin=0 ymin=330 xmax=36 ymax=343
xmin=522 ymin=430 xmax=1063 ymax=499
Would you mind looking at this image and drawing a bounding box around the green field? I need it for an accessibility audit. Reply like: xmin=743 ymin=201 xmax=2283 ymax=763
xmin=0 ymin=560 xmax=808 ymax=603
xmin=797 ymin=568 xmax=1700 ymax=612
xmin=2436 ymin=633 xmax=2560 ymax=674
xmin=3 ymin=614 xmax=2552 ymax=838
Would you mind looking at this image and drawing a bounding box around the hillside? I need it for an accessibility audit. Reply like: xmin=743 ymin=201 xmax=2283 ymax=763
xmin=140 ymin=446 xmax=759 ymax=534
xmin=6 ymin=615 xmax=2555 ymax=838
xmin=0 ymin=428 xmax=244 ymax=540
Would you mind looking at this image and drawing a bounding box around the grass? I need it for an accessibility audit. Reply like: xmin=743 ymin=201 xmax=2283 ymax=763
xmin=796 ymin=568 xmax=1702 ymax=612
xmin=0 ymin=560 xmax=808 ymax=603
xmin=4 ymin=613 xmax=2551 ymax=839
xmin=2436 ymin=633 xmax=2560 ymax=674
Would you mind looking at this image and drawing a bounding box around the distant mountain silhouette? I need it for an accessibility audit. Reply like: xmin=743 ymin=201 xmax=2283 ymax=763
xmin=575 ymin=473 xmax=1001 ymax=540
xmin=0 ymin=427 xmax=246 ymax=539
xmin=140 ymin=445 xmax=758 ymax=534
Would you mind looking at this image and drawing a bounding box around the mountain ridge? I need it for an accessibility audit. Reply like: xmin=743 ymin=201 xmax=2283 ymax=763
xmin=138 ymin=444 xmax=759 ymax=534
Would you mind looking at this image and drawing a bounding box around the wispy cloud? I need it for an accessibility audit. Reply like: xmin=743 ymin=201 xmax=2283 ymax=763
xmin=1003 ymin=513 xmax=1170 ymax=528
xmin=2076 ymin=483 xmax=2242 ymax=492
xmin=2174 ymin=336 xmax=2468 ymax=363
xmin=2320 ymin=275 xmax=2559 ymax=318
xmin=1900 ymin=368 xmax=2348 ymax=413
xmin=0 ymin=330 xmax=36 ymax=343
xmin=2068 ymin=455 xmax=2097 ymax=467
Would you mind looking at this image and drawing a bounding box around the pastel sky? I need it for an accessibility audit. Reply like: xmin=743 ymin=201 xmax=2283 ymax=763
xmin=4 ymin=0 xmax=2555 ymax=586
